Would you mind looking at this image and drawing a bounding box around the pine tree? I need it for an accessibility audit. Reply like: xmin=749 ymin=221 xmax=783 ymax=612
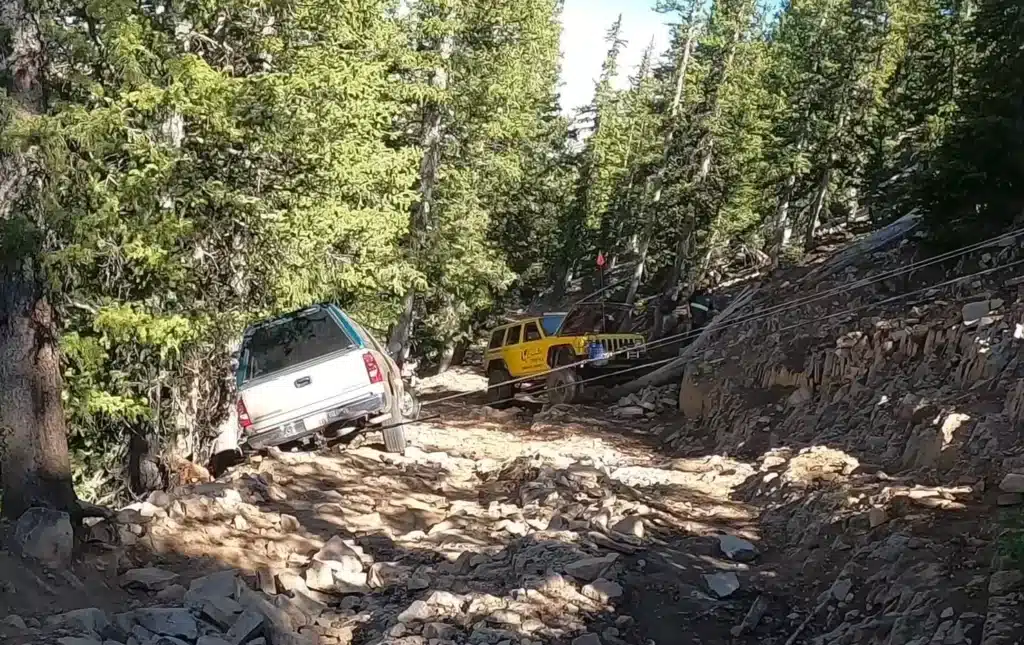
xmin=653 ymin=0 xmax=758 ymax=318
xmin=622 ymin=3 xmax=702 ymax=306
xmin=863 ymin=0 xmax=966 ymax=225
xmin=390 ymin=0 xmax=565 ymax=365
xmin=552 ymin=16 xmax=630 ymax=303
xmin=3 ymin=0 xmax=421 ymax=501
xmin=761 ymin=0 xmax=901 ymax=260
xmin=916 ymin=0 xmax=1024 ymax=242
xmin=388 ymin=0 xmax=456 ymax=364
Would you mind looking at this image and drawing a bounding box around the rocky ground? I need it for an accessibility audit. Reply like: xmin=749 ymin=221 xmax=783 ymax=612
xmin=0 ymin=388 xmax=775 ymax=645
xmin=2 ymin=235 xmax=1023 ymax=645
xmin=2 ymin=370 xmax=1022 ymax=645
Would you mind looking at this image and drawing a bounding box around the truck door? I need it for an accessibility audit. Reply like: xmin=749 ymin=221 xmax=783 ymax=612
xmin=519 ymin=321 xmax=546 ymax=375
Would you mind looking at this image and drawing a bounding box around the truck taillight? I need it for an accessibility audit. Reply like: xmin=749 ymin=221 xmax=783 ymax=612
xmin=236 ymin=398 xmax=253 ymax=431
xmin=363 ymin=352 xmax=383 ymax=384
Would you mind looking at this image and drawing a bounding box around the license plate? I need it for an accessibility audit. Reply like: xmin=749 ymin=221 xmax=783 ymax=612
xmin=627 ymin=350 xmax=640 ymax=359
xmin=303 ymin=413 xmax=329 ymax=431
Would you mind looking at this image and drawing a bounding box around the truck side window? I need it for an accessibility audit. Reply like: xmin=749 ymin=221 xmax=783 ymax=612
xmin=488 ymin=329 xmax=505 ymax=349
xmin=524 ymin=322 xmax=541 ymax=342
xmin=505 ymin=325 xmax=522 ymax=346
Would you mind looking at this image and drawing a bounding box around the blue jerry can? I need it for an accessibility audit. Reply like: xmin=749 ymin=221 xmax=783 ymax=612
xmin=587 ymin=341 xmax=608 ymax=364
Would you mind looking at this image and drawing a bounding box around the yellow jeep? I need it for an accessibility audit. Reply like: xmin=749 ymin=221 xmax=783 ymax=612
xmin=482 ymin=303 xmax=646 ymax=406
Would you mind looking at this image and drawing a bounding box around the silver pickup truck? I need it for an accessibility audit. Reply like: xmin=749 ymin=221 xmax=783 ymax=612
xmin=233 ymin=304 xmax=415 ymax=453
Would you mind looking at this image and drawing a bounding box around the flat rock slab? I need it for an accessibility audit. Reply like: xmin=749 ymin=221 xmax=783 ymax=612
xmin=121 ymin=567 xmax=180 ymax=591
xmin=185 ymin=570 xmax=240 ymax=607
xmin=313 ymin=536 xmax=364 ymax=573
xmin=988 ymin=570 xmax=1023 ymax=595
xmin=397 ymin=600 xmax=432 ymax=623
xmin=717 ymin=534 xmax=758 ymax=562
xmin=225 ymin=608 xmax=265 ymax=645
xmin=202 ymin=596 xmax=244 ymax=630
xmin=703 ymin=572 xmax=740 ymax=598
xmin=132 ymin=608 xmax=198 ymax=641
xmin=999 ymin=473 xmax=1024 ymax=494
xmin=48 ymin=608 xmax=112 ymax=635
xmin=564 ymin=554 xmax=619 ymax=581
xmin=583 ymin=579 xmax=623 ymax=602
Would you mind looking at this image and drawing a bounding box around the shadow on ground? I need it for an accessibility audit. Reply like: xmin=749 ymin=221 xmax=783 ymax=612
xmin=0 ymin=407 xmax=788 ymax=645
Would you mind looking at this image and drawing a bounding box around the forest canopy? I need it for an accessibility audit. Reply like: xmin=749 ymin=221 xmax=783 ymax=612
xmin=1 ymin=0 xmax=1020 ymax=508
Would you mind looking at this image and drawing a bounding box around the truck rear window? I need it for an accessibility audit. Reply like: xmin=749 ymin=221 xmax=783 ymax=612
xmin=244 ymin=310 xmax=354 ymax=381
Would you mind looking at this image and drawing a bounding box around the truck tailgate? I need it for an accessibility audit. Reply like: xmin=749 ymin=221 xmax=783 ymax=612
xmin=241 ymin=350 xmax=374 ymax=429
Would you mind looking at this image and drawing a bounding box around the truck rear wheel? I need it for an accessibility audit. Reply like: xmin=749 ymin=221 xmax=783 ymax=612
xmin=487 ymin=365 xmax=515 ymax=408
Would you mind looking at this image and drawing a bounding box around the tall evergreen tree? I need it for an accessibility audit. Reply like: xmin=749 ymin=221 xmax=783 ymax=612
xmin=914 ymin=0 xmax=1022 ymax=243
xmin=653 ymin=0 xmax=758 ymax=316
xmin=552 ymin=17 xmax=630 ymax=302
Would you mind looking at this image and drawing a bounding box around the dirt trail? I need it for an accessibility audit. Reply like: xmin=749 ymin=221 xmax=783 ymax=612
xmin=0 ymin=370 xmax=777 ymax=645
xmin=1 ymin=365 xmax=1020 ymax=645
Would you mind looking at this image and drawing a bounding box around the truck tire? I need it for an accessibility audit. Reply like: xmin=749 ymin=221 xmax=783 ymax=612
xmin=487 ymin=365 xmax=515 ymax=408
xmin=547 ymin=367 xmax=580 ymax=405
xmin=383 ymin=423 xmax=407 ymax=453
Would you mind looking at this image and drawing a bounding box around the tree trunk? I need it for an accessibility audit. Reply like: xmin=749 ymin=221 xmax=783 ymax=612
xmin=662 ymin=232 xmax=689 ymax=301
xmin=623 ymin=235 xmax=648 ymax=306
xmin=387 ymin=288 xmax=416 ymax=363
xmin=449 ymin=340 xmax=467 ymax=367
xmin=769 ymin=172 xmax=797 ymax=265
xmin=0 ymin=0 xmax=78 ymax=521
xmin=550 ymin=263 xmax=573 ymax=306
xmin=804 ymin=165 xmax=832 ymax=251
xmin=0 ymin=262 xmax=78 ymax=520
xmin=803 ymin=104 xmax=846 ymax=252
xmin=387 ymin=33 xmax=453 ymax=363
xmin=436 ymin=341 xmax=456 ymax=375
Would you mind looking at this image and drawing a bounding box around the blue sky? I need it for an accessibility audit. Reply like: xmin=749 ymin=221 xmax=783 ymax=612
xmin=559 ymin=0 xmax=672 ymax=113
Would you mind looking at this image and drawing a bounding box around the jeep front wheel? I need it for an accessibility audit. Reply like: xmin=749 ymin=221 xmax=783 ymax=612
xmin=546 ymin=367 xmax=580 ymax=405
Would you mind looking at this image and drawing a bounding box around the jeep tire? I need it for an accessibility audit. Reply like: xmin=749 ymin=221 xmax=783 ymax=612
xmin=487 ymin=364 xmax=515 ymax=408
xmin=546 ymin=367 xmax=580 ymax=405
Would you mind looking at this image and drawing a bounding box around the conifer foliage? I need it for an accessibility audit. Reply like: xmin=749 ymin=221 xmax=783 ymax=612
xmin=1 ymin=0 xmax=1020 ymax=510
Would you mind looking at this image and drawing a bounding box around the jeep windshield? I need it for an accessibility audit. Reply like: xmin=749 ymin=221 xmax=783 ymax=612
xmin=541 ymin=313 xmax=566 ymax=336
xmin=556 ymin=304 xmax=631 ymax=336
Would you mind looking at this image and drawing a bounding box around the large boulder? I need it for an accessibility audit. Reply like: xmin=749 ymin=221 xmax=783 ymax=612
xmin=13 ymin=507 xmax=74 ymax=568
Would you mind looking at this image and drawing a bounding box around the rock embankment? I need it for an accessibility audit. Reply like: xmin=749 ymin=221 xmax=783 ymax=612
xmin=660 ymin=236 xmax=1024 ymax=644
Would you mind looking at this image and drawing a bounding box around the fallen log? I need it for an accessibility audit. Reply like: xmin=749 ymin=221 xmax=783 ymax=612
xmin=608 ymin=285 xmax=758 ymax=398
xmin=801 ymin=212 xmax=920 ymax=284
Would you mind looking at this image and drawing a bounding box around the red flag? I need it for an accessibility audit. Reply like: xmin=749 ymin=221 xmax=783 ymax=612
xmin=596 ymin=252 xmax=606 ymax=268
